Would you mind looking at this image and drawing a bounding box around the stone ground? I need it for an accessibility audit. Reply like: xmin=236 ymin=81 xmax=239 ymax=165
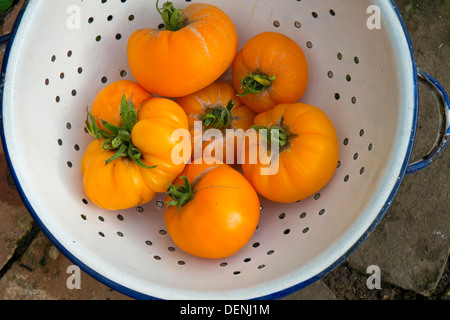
xmin=0 ymin=0 xmax=448 ymax=300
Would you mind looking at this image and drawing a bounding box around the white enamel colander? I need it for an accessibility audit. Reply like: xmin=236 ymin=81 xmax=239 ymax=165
xmin=1 ymin=0 xmax=449 ymax=300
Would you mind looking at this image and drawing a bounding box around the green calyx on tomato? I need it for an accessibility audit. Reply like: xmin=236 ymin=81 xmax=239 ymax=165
xmin=156 ymin=0 xmax=184 ymax=32
xmin=201 ymin=100 xmax=235 ymax=129
xmin=252 ymin=124 xmax=294 ymax=149
xmin=85 ymin=94 xmax=156 ymax=169
xmin=166 ymin=176 xmax=194 ymax=211
xmin=238 ymin=72 xmax=276 ymax=97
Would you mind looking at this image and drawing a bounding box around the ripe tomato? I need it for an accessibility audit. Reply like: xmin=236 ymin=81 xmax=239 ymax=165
xmin=164 ymin=159 xmax=260 ymax=259
xmin=241 ymin=103 xmax=339 ymax=203
xmin=232 ymin=32 xmax=309 ymax=113
xmin=127 ymin=1 xmax=238 ymax=98
xmin=89 ymin=80 xmax=153 ymax=132
xmin=82 ymin=81 xmax=189 ymax=210
xmin=176 ymin=82 xmax=255 ymax=163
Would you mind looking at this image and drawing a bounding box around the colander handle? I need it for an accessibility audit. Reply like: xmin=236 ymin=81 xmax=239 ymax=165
xmin=405 ymin=69 xmax=450 ymax=175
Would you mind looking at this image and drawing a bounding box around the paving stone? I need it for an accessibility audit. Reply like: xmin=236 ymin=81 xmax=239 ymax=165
xmin=0 ymin=230 xmax=131 ymax=300
xmin=344 ymin=0 xmax=449 ymax=297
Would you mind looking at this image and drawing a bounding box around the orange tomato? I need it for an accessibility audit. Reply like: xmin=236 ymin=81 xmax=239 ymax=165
xmin=176 ymin=82 xmax=255 ymax=163
xmin=90 ymin=80 xmax=153 ymax=133
xmin=232 ymin=32 xmax=309 ymax=113
xmin=164 ymin=159 xmax=260 ymax=259
xmin=127 ymin=1 xmax=238 ymax=98
xmin=241 ymin=103 xmax=339 ymax=203
xmin=82 ymin=81 xmax=189 ymax=210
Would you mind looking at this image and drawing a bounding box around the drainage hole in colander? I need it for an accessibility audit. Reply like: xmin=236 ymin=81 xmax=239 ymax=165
xmin=302 ymin=227 xmax=309 ymax=233
xmin=82 ymin=198 xmax=88 ymax=205
xmin=55 ymin=96 xmax=60 ymax=103
xmin=273 ymin=20 xmax=280 ymax=28
xmin=300 ymin=212 xmax=306 ymax=219
xmin=101 ymin=76 xmax=108 ymax=84
xmin=312 ymin=12 xmax=318 ymax=18
xmin=344 ymin=175 xmax=350 ymax=182
xmin=117 ymin=231 xmax=123 ymax=237
xmin=117 ymin=214 xmax=124 ymax=221
xmin=294 ymin=21 xmax=301 ymax=28
xmin=60 ymin=72 xmax=64 ymax=79
xmin=156 ymin=200 xmax=164 ymax=208
xmin=128 ymin=15 xmax=135 ymax=22
xmin=360 ymin=167 xmax=365 ymax=175
xmin=98 ymin=216 xmax=104 ymax=222
xmin=346 ymin=74 xmax=352 ymax=82
xmin=334 ymin=93 xmax=340 ymax=100
xmin=168 ymin=246 xmax=175 ymax=252
xmin=319 ymin=209 xmax=325 ymax=216
xmin=96 ymin=35 xmax=101 ymax=42
xmin=98 ymin=232 xmax=105 ymax=237
xmin=278 ymin=213 xmax=285 ymax=219
xmin=88 ymin=17 xmax=94 ymax=24
xmin=116 ymin=33 xmax=122 ymax=40
xmin=328 ymin=71 xmax=333 ymax=79
xmin=354 ymin=57 xmax=360 ymax=64
xmin=306 ymin=41 xmax=313 ymax=49
xmin=81 ymin=214 xmax=87 ymax=220
xmin=283 ymin=229 xmax=290 ymax=235
xmin=159 ymin=230 xmax=167 ymax=235
xmin=51 ymin=55 xmax=56 ymax=62
xmin=145 ymin=240 xmax=152 ymax=246
xmin=120 ymin=70 xmax=127 ymax=77
xmin=67 ymin=161 xmax=73 ymax=168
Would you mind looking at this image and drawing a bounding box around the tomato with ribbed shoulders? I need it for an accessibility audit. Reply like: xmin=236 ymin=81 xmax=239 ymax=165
xmin=82 ymin=81 xmax=189 ymax=210
xmin=127 ymin=1 xmax=238 ymax=98
xmin=241 ymin=103 xmax=338 ymax=203
xmin=176 ymin=82 xmax=255 ymax=163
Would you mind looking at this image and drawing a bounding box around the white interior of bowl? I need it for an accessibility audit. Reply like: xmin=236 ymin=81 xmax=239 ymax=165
xmin=1 ymin=0 xmax=415 ymax=299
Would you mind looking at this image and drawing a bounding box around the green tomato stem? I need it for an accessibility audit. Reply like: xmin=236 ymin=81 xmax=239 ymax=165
xmin=251 ymin=125 xmax=289 ymax=148
xmin=238 ymin=72 xmax=276 ymax=97
xmin=156 ymin=0 xmax=184 ymax=32
xmin=85 ymin=94 xmax=156 ymax=169
xmin=166 ymin=176 xmax=194 ymax=211
xmin=201 ymin=100 xmax=235 ymax=129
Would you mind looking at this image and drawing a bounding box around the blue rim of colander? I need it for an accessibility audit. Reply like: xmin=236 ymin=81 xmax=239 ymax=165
xmin=0 ymin=1 xmax=421 ymax=300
